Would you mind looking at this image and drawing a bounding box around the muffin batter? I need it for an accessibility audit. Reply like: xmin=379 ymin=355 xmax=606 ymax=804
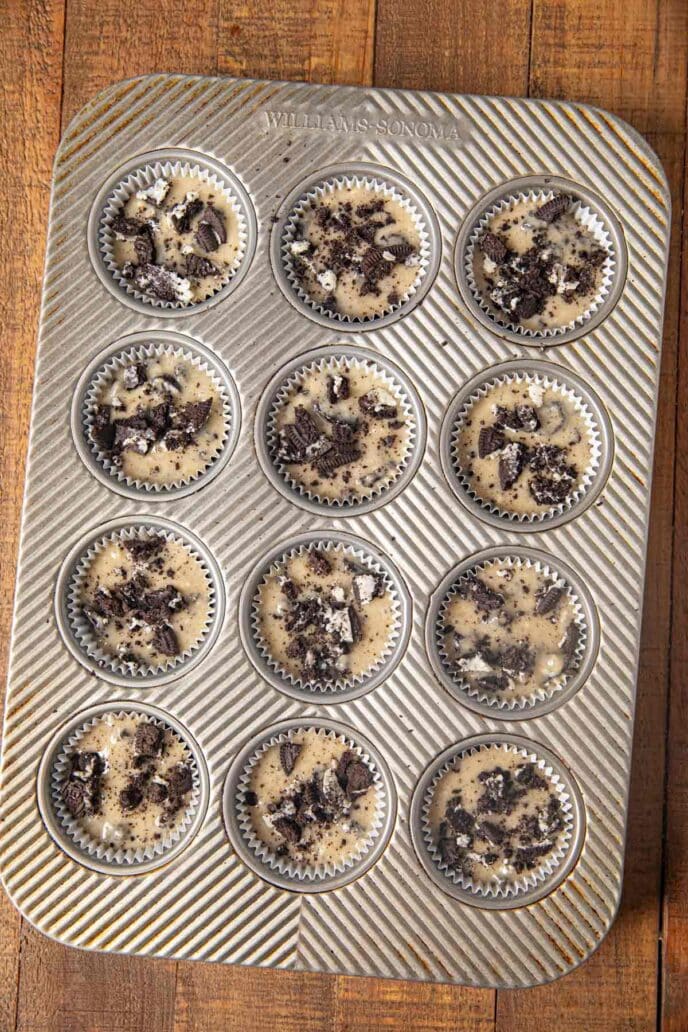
xmin=79 ymin=534 xmax=209 ymax=668
xmin=287 ymin=183 xmax=422 ymax=319
xmin=473 ymin=193 xmax=608 ymax=331
xmin=273 ymin=361 xmax=411 ymax=502
xmin=90 ymin=351 xmax=225 ymax=486
xmin=60 ymin=714 xmax=194 ymax=852
xmin=430 ymin=745 xmax=568 ymax=886
xmin=112 ymin=174 xmax=241 ymax=304
xmin=245 ymin=730 xmax=378 ymax=866
xmin=456 ymin=378 xmax=592 ymax=514
xmin=440 ymin=559 xmax=582 ymax=702
xmin=256 ymin=547 xmax=394 ymax=686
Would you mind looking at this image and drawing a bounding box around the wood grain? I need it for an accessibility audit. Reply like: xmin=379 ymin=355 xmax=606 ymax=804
xmin=661 ymin=73 xmax=688 ymax=1032
xmin=1 ymin=0 xmax=686 ymax=1029
xmin=0 ymin=0 xmax=66 ymax=1028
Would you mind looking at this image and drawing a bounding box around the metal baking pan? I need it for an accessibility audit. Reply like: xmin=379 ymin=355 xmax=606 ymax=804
xmin=0 ymin=74 xmax=669 ymax=987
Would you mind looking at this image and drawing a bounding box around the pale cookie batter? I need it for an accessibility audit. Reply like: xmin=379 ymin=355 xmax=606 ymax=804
xmin=430 ymin=745 xmax=567 ymax=886
xmin=91 ymin=351 xmax=225 ymax=486
xmin=256 ymin=547 xmax=395 ymax=686
xmin=473 ymin=193 xmax=608 ymax=331
xmin=440 ymin=559 xmax=582 ymax=702
xmin=456 ymin=378 xmax=592 ymax=514
xmin=112 ymin=174 xmax=242 ymax=304
xmin=273 ymin=361 xmax=411 ymax=502
xmin=288 ymin=184 xmax=422 ymax=319
xmin=245 ymin=731 xmax=378 ymax=866
xmin=60 ymin=715 xmax=193 ymax=852
xmin=79 ymin=534 xmax=209 ymax=668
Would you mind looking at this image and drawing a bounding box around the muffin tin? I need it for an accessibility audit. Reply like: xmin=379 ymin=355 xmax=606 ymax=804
xmin=0 ymin=75 xmax=669 ymax=987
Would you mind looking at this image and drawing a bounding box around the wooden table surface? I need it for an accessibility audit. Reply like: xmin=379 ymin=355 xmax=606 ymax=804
xmin=1 ymin=1 xmax=686 ymax=1029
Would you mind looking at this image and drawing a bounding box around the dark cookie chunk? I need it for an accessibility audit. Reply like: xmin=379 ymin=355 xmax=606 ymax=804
xmin=128 ymin=263 xmax=186 ymax=302
xmin=195 ymin=205 xmax=227 ymax=252
xmin=176 ymin=398 xmax=213 ymax=435
xmin=535 ymin=585 xmax=563 ymax=615
xmin=385 ymin=242 xmax=415 ymax=261
xmin=272 ymin=816 xmax=302 ymax=843
xmin=135 ymin=722 xmax=164 ymax=758
xmin=498 ymin=441 xmax=529 ymax=491
xmin=439 ymin=833 xmax=460 ymax=867
xmin=534 ymin=194 xmax=570 ymax=223
xmin=62 ymin=780 xmax=87 ymax=817
xmin=478 ymin=425 xmax=505 ymax=458
xmin=478 ymin=820 xmax=506 ymax=845
xmin=244 ymin=790 xmax=258 ymax=807
xmin=279 ymin=741 xmax=302 ymax=776
xmin=461 ymin=575 xmax=504 ymax=613
xmin=185 ymin=253 xmax=219 ymax=279
xmin=91 ymin=405 xmax=116 ymax=451
xmin=342 ymin=759 xmax=373 ymax=798
xmin=326 ymin=373 xmax=350 ymax=404
xmin=476 ymin=766 xmax=524 ymax=815
xmin=134 ymin=228 xmax=155 ymax=266
xmin=501 ymin=643 xmax=535 ymax=676
xmin=112 ymin=214 xmax=144 ymax=237
xmin=481 ymin=231 xmax=508 ymax=263
xmin=529 ymin=475 xmax=574 ymax=506
xmin=167 ymin=764 xmax=193 ymax=800
xmin=122 ymin=363 xmax=147 ymax=391
xmin=358 ymin=390 xmax=398 ymax=420
xmin=560 ymin=621 xmax=581 ymax=669
xmin=514 ymin=763 xmax=548 ymax=790
xmin=477 ymin=672 xmax=511 ymax=693
xmin=307 ymin=550 xmax=332 ymax=577
xmin=124 ymin=536 xmax=165 ymax=563
xmin=148 ymin=780 xmax=168 ymax=804
xmin=445 ymin=801 xmax=475 ymax=835
xmin=152 ymin=624 xmax=179 ymax=657
xmin=171 ymin=196 xmax=203 ymax=234
xmin=294 ymin=406 xmax=321 ymax=445
xmin=119 ymin=784 xmax=144 ymax=811
xmin=316 ymin=444 xmax=360 ymax=475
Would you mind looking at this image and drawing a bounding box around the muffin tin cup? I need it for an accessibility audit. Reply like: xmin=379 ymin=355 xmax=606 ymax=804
xmin=239 ymin=531 xmax=412 ymax=703
xmin=73 ymin=331 xmax=241 ymax=500
xmin=271 ymin=163 xmax=441 ymax=330
xmin=410 ymin=734 xmax=586 ymax=909
xmin=426 ymin=546 xmax=600 ymax=719
xmin=223 ymin=719 xmax=396 ymax=892
xmin=37 ymin=701 xmax=209 ymax=876
xmin=256 ymin=344 xmax=426 ymax=515
xmin=88 ymin=148 xmax=257 ymax=316
xmin=456 ymin=175 xmax=627 ymax=346
xmin=440 ymin=358 xmax=614 ymax=532
xmin=55 ymin=516 xmax=225 ymax=688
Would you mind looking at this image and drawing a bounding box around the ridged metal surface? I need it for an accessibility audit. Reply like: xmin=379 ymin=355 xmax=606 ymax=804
xmin=0 ymin=75 xmax=669 ymax=987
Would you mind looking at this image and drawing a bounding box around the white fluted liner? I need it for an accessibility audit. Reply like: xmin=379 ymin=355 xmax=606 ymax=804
xmin=435 ymin=554 xmax=588 ymax=712
xmin=464 ymin=187 xmax=616 ymax=340
xmin=280 ymin=174 xmax=431 ymax=323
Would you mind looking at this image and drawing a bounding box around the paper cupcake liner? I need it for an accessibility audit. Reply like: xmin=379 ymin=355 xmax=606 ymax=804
xmin=265 ymin=353 xmax=418 ymax=509
xmin=464 ymin=187 xmax=616 ymax=339
xmin=421 ymin=741 xmax=575 ymax=899
xmin=51 ymin=709 xmax=202 ymax=867
xmin=250 ymin=538 xmax=404 ymax=695
xmin=66 ymin=525 xmax=216 ymax=680
xmin=435 ymin=554 xmax=588 ymax=713
xmin=235 ymin=724 xmax=387 ymax=883
xmin=280 ymin=174 xmax=431 ymax=324
xmin=450 ymin=369 xmax=602 ymax=525
xmin=99 ymin=157 xmax=248 ymax=310
xmin=82 ymin=341 xmax=233 ymax=494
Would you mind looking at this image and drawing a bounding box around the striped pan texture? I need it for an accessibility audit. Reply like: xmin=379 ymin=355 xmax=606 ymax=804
xmin=0 ymin=76 xmax=670 ymax=987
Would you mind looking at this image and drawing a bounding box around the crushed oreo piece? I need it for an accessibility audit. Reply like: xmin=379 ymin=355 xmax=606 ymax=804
xmin=534 ymin=194 xmax=570 ymax=223
xmin=498 ymin=441 xmax=529 ymax=491
xmin=195 ymin=205 xmax=227 ymax=252
xmin=279 ymin=741 xmax=302 ymax=776
xmin=478 ymin=425 xmax=505 ymax=458
xmin=135 ymin=722 xmax=164 ymax=758
xmin=152 ymin=624 xmax=179 ymax=657
xmin=535 ymin=585 xmax=563 ymax=615
xmin=481 ymin=231 xmax=508 ymax=263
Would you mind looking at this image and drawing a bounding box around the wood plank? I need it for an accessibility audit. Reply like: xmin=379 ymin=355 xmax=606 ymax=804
xmin=333 ymin=976 xmax=496 ymax=1032
xmin=0 ymin=2 xmax=67 ymax=1030
xmin=374 ymin=0 xmax=532 ymax=96
xmin=497 ymin=0 xmax=687 ymax=1026
xmin=661 ymin=95 xmax=688 ymax=1032
xmin=217 ymin=0 xmax=375 ymax=85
